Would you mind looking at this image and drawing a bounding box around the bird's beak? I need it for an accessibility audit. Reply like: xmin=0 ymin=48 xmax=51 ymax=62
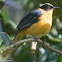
xmin=53 ymin=7 xmax=59 ymax=9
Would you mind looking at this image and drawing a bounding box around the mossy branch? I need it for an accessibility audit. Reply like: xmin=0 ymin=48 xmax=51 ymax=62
xmin=0 ymin=38 xmax=62 ymax=56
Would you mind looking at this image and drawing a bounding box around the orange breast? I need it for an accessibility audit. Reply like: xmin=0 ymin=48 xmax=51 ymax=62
xmin=27 ymin=9 xmax=53 ymax=38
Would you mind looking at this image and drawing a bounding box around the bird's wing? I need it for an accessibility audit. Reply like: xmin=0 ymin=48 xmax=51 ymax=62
xmin=17 ymin=9 xmax=42 ymax=33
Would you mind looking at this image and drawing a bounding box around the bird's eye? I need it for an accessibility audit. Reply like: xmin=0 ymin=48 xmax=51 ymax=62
xmin=50 ymin=6 xmax=53 ymax=9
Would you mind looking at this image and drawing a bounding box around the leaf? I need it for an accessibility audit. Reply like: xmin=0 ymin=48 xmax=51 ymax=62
xmin=0 ymin=37 xmax=3 ymax=47
xmin=1 ymin=9 xmax=8 ymax=22
xmin=7 ymin=19 xmax=17 ymax=29
xmin=1 ymin=9 xmax=17 ymax=28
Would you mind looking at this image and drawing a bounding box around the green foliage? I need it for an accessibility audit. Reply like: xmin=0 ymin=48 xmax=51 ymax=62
xmin=1 ymin=10 xmax=17 ymax=29
xmin=11 ymin=43 xmax=31 ymax=62
xmin=0 ymin=0 xmax=62 ymax=62
xmin=58 ymin=56 xmax=62 ymax=62
xmin=0 ymin=37 xmax=3 ymax=46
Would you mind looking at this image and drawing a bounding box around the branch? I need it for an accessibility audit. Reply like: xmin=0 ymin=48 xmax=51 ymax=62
xmin=0 ymin=32 xmax=11 ymax=46
xmin=0 ymin=32 xmax=11 ymax=40
xmin=1 ymin=1 xmax=17 ymax=11
xmin=38 ymin=39 xmax=62 ymax=55
xmin=43 ymin=35 xmax=62 ymax=44
xmin=0 ymin=39 xmax=62 ymax=56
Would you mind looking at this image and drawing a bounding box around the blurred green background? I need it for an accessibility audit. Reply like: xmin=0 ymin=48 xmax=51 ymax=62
xmin=0 ymin=0 xmax=62 ymax=62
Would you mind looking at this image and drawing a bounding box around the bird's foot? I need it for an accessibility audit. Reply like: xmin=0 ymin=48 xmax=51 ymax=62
xmin=32 ymin=36 xmax=38 ymax=42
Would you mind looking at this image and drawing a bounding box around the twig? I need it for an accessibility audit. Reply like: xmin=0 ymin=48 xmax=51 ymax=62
xmin=38 ymin=39 xmax=62 ymax=55
xmin=0 ymin=39 xmax=62 ymax=56
xmin=45 ymin=35 xmax=62 ymax=44
xmin=0 ymin=32 xmax=11 ymax=40
xmin=1 ymin=2 xmax=17 ymax=11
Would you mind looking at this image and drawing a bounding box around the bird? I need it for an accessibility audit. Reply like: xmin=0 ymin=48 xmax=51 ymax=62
xmin=2 ymin=3 xmax=59 ymax=57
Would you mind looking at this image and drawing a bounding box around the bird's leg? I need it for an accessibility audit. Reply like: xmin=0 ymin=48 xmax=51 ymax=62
xmin=41 ymin=39 xmax=47 ymax=48
xmin=32 ymin=36 xmax=38 ymax=42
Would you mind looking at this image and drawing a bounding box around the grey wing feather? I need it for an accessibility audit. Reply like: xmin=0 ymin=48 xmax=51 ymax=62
xmin=17 ymin=9 xmax=42 ymax=33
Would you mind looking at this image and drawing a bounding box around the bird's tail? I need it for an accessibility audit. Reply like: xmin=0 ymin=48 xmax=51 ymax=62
xmin=2 ymin=30 xmax=26 ymax=57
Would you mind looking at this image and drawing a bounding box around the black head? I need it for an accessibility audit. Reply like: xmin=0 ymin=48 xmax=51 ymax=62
xmin=39 ymin=3 xmax=58 ymax=11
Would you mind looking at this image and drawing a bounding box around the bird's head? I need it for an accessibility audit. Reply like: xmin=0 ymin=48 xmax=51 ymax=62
xmin=39 ymin=3 xmax=59 ymax=11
